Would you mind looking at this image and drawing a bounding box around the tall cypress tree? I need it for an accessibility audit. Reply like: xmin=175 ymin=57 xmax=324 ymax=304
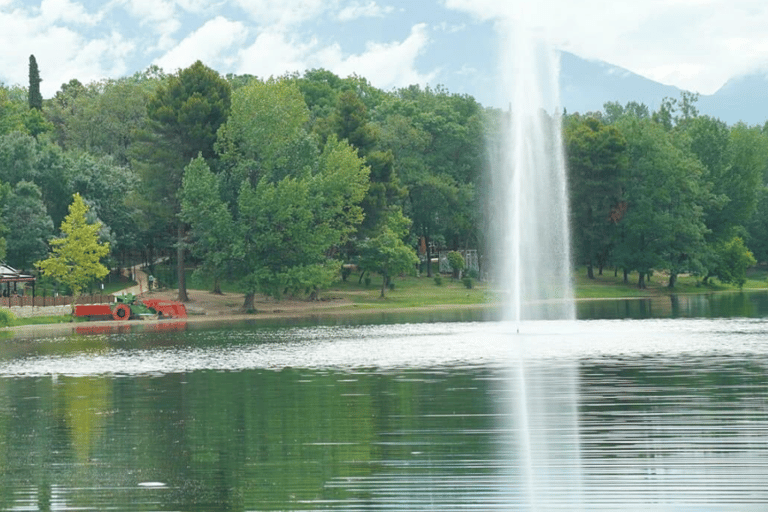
xmin=28 ymin=55 xmax=42 ymax=111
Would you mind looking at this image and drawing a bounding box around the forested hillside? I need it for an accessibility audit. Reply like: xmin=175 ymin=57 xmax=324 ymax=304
xmin=1 ymin=57 xmax=766 ymax=300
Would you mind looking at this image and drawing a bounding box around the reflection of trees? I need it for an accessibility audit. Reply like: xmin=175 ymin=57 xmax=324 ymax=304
xmin=577 ymin=291 xmax=768 ymax=320
xmin=579 ymin=358 xmax=768 ymax=459
xmin=0 ymin=366 xmax=498 ymax=510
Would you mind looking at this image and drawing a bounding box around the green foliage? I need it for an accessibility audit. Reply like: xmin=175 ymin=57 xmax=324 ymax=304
xmin=434 ymin=276 xmax=443 ymax=286
xmin=610 ymin=116 xmax=709 ymax=287
xmin=28 ymin=55 xmax=42 ymax=111
xmin=709 ymin=237 xmax=756 ymax=288
xmin=180 ymin=155 xmax=233 ymax=293
xmin=0 ymin=308 xmax=15 ymax=327
xmin=0 ymin=85 xmax=28 ymax=135
xmin=3 ymin=181 xmax=53 ymax=271
xmin=358 ymin=210 xmax=419 ymax=297
xmin=237 ymin=174 xmax=343 ymax=298
xmin=217 ymin=77 xmax=315 ymax=185
xmin=462 ymin=277 xmax=473 ymax=289
xmin=565 ymin=115 xmax=628 ymax=277
xmin=147 ymin=60 xmax=231 ymax=164
xmin=447 ymin=251 xmax=465 ymax=277
xmin=36 ymin=193 xmax=110 ymax=312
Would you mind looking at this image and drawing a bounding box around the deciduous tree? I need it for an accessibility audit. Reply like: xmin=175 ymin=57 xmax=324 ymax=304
xmin=36 ymin=193 xmax=110 ymax=314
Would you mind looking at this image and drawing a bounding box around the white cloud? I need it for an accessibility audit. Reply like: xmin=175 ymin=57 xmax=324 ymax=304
xmin=232 ymin=0 xmax=332 ymax=28
xmin=0 ymin=4 xmax=130 ymax=95
xmin=237 ymin=29 xmax=317 ymax=78
xmin=236 ymin=22 xmax=435 ymax=90
xmin=122 ymin=0 xmax=177 ymax=27
xmin=118 ymin=0 xmax=181 ymax=52
xmin=336 ymin=1 xmax=393 ymax=22
xmin=315 ymin=23 xmax=436 ymax=90
xmin=154 ymin=16 xmax=249 ymax=72
xmin=40 ymin=0 xmax=101 ymax=25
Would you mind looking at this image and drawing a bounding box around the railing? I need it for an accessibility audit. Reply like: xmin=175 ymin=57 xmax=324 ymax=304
xmin=1 ymin=294 xmax=116 ymax=308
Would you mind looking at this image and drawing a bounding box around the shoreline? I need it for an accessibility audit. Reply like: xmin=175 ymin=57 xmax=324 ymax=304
xmin=5 ymin=285 xmax=766 ymax=339
xmin=3 ymin=300 xmax=497 ymax=339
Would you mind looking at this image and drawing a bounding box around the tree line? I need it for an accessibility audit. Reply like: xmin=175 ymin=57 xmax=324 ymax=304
xmin=567 ymin=93 xmax=768 ymax=288
xmin=1 ymin=55 xmax=766 ymax=303
xmin=0 ymin=57 xmax=484 ymax=303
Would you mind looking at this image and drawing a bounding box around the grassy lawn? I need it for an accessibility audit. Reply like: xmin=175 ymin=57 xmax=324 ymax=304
xmin=324 ymin=275 xmax=492 ymax=309
xmin=574 ymin=266 xmax=767 ymax=299
xmin=111 ymin=265 xmax=768 ymax=305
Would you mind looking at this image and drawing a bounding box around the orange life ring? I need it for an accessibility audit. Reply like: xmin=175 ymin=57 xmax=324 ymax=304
xmin=112 ymin=303 xmax=131 ymax=321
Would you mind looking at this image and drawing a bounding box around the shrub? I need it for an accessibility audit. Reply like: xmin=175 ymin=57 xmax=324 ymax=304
xmin=434 ymin=276 xmax=443 ymax=286
xmin=462 ymin=277 xmax=473 ymax=289
xmin=0 ymin=308 xmax=15 ymax=327
xmin=364 ymin=276 xmax=371 ymax=287
xmin=447 ymin=251 xmax=465 ymax=278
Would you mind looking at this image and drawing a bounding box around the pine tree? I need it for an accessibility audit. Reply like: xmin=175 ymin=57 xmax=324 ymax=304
xmin=28 ymin=55 xmax=42 ymax=111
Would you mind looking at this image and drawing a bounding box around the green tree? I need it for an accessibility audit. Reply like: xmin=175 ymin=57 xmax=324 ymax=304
xmin=216 ymin=77 xmax=316 ymax=188
xmin=28 ymin=55 xmax=42 ymax=111
xmin=708 ymin=236 xmax=756 ymax=288
xmin=36 ymin=193 xmax=110 ymax=314
xmin=65 ymin=151 xmax=139 ymax=256
xmin=180 ymin=155 xmax=233 ymax=294
xmin=358 ymin=210 xmax=419 ymax=297
xmin=446 ymin=251 xmax=465 ymax=279
xmin=142 ymin=60 xmax=231 ymax=301
xmin=0 ymin=85 xmax=27 ymax=135
xmin=233 ymin=135 xmax=369 ymax=304
xmin=376 ymin=86 xmax=483 ymax=273
xmin=612 ymin=117 xmax=709 ymax=287
xmin=3 ymin=181 xmax=53 ymax=272
xmin=566 ymin=115 xmax=628 ymax=278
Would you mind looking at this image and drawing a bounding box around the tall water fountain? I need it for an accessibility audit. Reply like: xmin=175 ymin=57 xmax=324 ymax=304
xmin=490 ymin=19 xmax=574 ymax=322
xmin=490 ymin=18 xmax=582 ymax=511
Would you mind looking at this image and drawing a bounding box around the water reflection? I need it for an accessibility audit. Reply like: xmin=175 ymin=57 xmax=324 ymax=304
xmin=0 ymin=319 xmax=768 ymax=510
xmin=577 ymin=290 xmax=768 ymax=319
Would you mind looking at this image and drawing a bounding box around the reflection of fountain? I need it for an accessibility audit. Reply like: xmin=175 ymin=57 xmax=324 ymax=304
xmin=490 ymin=18 xmax=580 ymax=511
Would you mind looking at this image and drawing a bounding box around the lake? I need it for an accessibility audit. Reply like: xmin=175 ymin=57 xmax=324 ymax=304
xmin=0 ymin=292 xmax=767 ymax=511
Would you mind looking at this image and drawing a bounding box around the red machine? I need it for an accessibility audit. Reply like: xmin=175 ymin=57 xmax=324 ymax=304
xmin=75 ymin=295 xmax=187 ymax=321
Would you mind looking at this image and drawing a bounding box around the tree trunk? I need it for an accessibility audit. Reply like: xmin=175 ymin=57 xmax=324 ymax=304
xmin=424 ymin=233 xmax=432 ymax=278
xmin=623 ymin=268 xmax=629 ymax=284
xmin=637 ymin=272 xmax=646 ymax=289
xmin=177 ymin=222 xmax=189 ymax=302
xmin=212 ymin=276 xmax=222 ymax=295
xmin=587 ymin=263 xmax=594 ymax=279
xmin=380 ymin=271 xmax=387 ymax=297
xmin=242 ymin=292 xmax=255 ymax=310
xmin=668 ymin=272 xmax=677 ymax=288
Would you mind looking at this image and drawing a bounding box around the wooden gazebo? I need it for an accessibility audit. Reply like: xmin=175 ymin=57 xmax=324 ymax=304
xmin=0 ymin=264 xmax=35 ymax=307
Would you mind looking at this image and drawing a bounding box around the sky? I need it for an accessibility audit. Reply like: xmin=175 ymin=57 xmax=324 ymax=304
xmin=2 ymin=0 xmax=768 ymax=107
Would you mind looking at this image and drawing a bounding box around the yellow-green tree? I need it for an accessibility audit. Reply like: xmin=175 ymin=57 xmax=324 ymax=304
xmin=37 ymin=193 xmax=110 ymax=314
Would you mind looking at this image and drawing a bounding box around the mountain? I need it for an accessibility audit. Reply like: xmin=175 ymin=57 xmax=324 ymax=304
xmin=558 ymin=51 xmax=768 ymax=126
xmin=698 ymin=73 xmax=768 ymax=126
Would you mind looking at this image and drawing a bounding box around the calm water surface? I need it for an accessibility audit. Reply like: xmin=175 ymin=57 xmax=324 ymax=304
xmin=1 ymin=293 xmax=768 ymax=511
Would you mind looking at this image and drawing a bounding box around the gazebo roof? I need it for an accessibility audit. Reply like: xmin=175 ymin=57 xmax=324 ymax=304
xmin=0 ymin=264 xmax=35 ymax=283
